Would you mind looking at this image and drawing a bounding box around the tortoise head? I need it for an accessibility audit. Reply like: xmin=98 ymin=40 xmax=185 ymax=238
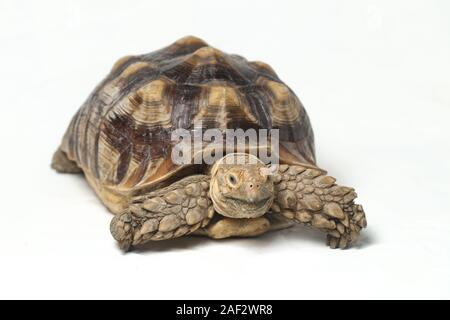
xmin=210 ymin=153 xmax=275 ymax=218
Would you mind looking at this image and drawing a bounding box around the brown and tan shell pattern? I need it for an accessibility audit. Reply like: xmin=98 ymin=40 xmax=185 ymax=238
xmin=60 ymin=36 xmax=316 ymax=195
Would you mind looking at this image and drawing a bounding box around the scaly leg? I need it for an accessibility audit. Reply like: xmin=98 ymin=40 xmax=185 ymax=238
xmin=271 ymin=165 xmax=367 ymax=249
xmin=110 ymin=175 xmax=214 ymax=251
xmin=51 ymin=147 xmax=82 ymax=173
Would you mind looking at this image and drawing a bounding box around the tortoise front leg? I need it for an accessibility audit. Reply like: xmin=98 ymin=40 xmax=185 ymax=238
xmin=271 ymin=165 xmax=367 ymax=249
xmin=110 ymin=175 xmax=214 ymax=251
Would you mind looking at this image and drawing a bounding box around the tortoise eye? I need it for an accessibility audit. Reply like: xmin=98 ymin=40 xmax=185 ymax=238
xmin=227 ymin=174 xmax=238 ymax=187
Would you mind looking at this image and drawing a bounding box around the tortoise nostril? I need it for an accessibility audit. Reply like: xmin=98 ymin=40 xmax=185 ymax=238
xmin=249 ymin=184 xmax=253 ymax=188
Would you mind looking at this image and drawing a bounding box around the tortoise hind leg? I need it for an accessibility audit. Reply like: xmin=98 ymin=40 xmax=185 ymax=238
xmin=110 ymin=175 xmax=214 ymax=251
xmin=51 ymin=147 xmax=82 ymax=173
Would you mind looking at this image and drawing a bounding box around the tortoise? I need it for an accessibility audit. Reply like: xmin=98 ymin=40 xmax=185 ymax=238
xmin=52 ymin=36 xmax=367 ymax=251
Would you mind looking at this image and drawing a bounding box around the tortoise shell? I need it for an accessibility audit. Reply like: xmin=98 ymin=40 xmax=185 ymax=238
xmin=61 ymin=36 xmax=316 ymax=199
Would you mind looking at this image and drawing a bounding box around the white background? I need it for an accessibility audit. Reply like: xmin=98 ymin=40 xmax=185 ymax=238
xmin=0 ymin=0 xmax=449 ymax=299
